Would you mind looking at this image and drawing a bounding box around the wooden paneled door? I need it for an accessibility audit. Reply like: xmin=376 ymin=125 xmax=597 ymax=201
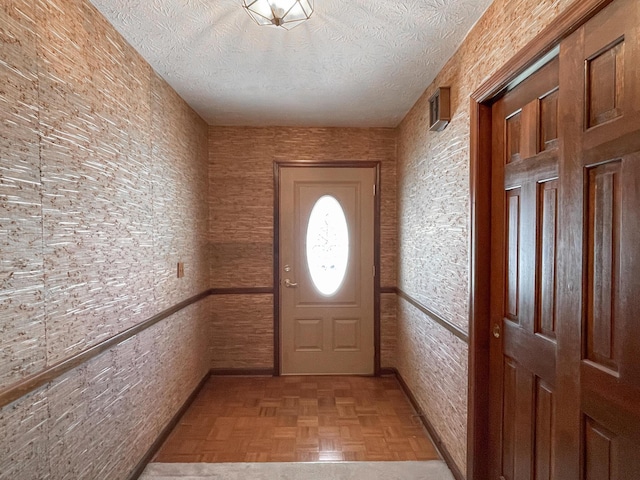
xmin=279 ymin=166 xmax=375 ymax=375
xmin=487 ymin=0 xmax=640 ymax=478
xmin=557 ymin=0 xmax=640 ymax=477
xmin=490 ymin=56 xmax=561 ymax=480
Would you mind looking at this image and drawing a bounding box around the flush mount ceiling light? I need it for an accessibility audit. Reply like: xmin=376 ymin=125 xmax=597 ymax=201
xmin=242 ymin=0 xmax=314 ymax=30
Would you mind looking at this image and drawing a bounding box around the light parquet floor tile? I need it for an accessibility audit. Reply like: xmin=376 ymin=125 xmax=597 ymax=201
xmin=154 ymin=375 xmax=441 ymax=463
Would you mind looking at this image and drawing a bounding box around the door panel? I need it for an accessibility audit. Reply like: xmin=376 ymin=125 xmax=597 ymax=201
xmin=536 ymin=179 xmax=558 ymax=340
xmin=586 ymin=40 xmax=624 ymax=129
xmin=490 ymin=56 xmax=560 ymax=480
xmin=557 ymin=0 xmax=640 ymax=477
xmin=586 ymin=161 xmax=620 ymax=372
xmin=505 ymin=188 xmax=521 ymax=321
xmin=279 ymin=167 xmax=375 ymax=375
xmin=534 ymin=379 xmax=554 ymax=480
xmin=540 ymin=88 xmax=559 ymax=152
xmin=295 ymin=184 xmax=359 ymax=306
xmin=501 ymin=358 xmax=517 ymax=480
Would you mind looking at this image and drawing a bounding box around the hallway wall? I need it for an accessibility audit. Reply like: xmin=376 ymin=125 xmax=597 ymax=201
xmin=396 ymin=0 xmax=580 ymax=475
xmin=208 ymin=127 xmax=397 ymax=370
xmin=0 ymin=0 xmax=210 ymax=478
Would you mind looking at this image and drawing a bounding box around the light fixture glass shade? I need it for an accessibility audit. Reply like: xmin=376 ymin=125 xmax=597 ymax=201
xmin=243 ymin=0 xmax=314 ymax=30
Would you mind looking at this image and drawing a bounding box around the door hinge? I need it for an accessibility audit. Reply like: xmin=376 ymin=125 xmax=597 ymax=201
xmin=373 ymin=265 xmax=376 ymax=277
xmin=373 ymin=184 xmax=376 ymax=196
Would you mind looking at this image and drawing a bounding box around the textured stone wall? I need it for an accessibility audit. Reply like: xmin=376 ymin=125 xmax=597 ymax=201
xmin=396 ymin=0 xmax=577 ymax=475
xmin=0 ymin=0 xmax=210 ymax=478
xmin=209 ymin=127 xmax=397 ymax=369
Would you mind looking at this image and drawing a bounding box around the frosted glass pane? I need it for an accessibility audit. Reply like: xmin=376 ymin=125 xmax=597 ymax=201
xmin=252 ymin=13 xmax=274 ymax=25
xmin=300 ymin=0 xmax=312 ymax=16
xmin=281 ymin=19 xmax=306 ymax=30
xmin=264 ymin=0 xmax=296 ymax=19
xmin=247 ymin=1 xmax=274 ymax=20
xmin=285 ymin=3 xmax=307 ymax=22
xmin=306 ymin=195 xmax=349 ymax=296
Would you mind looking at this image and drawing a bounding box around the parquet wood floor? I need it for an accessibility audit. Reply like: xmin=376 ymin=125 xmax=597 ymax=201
xmin=153 ymin=375 xmax=441 ymax=463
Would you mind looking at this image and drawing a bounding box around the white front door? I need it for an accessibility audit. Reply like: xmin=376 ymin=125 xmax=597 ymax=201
xmin=279 ymin=166 xmax=375 ymax=375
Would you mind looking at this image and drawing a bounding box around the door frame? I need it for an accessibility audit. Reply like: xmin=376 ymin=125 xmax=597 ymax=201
xmin=273 ymin=161 xmax=382 ymax=376
xmin=467 ymin=0 xmax=614 ymax=477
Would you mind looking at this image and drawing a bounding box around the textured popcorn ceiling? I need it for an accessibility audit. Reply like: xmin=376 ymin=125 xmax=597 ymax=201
xmin=89 ymin=0 xmax=492 ymax=127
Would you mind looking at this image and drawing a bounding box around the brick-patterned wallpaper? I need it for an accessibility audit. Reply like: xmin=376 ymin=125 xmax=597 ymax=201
xmin=208 ymin=126 xmax=397 ymax=369
xmin=396 ymin=0 xmax=578 ymax=476
xmin=397 ymin=299 xmax=468 ymax=470
xmin=0 ymin=0 xmax=210 ymax=478
xmin=38 ymin=0 xmax=156 ymax=363
xmin=380 ymin=293 xmax=397 ymax=368
xmin=210 ymin=294 xmax=274 ymax=370
xmin=1 ymin=0 xmax=45 ymax=389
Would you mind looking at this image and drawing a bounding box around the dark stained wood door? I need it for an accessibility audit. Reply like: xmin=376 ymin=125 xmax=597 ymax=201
xmin=556 ymin=0 xmax=640 ymax=477
xmin=490 ymin=57 xmax=561 ymax=480
xmin=488 ymin=1 xmax=640 ymax=479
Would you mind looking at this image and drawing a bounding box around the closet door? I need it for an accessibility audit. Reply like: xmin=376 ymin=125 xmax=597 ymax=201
xmin=489 ymin=57 xmax=560 ymax=480
xmin=557 ymin=0 xmax=640 ymax=477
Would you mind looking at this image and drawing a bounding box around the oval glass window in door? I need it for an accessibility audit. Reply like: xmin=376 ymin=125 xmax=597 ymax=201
xmin=306 ymin=195 xmax=349 ymax=296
